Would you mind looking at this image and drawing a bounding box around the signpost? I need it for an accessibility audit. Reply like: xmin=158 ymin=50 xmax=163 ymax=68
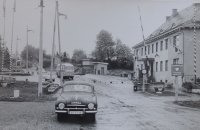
xmin=142 ymin=69 xmax=146 ymax=92
xmin=171 ymin=64 xmax=183 ymax=102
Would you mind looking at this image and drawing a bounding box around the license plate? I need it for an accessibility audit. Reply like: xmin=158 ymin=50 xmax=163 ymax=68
xmin=69 ymin=111 xmax=83 ymax=114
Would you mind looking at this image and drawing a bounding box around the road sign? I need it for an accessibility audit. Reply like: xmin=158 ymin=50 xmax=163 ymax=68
xmin=142 ymin=69 xmax=146 ymax=74
xmin=171 ymin=64 xmax=183 ymax=76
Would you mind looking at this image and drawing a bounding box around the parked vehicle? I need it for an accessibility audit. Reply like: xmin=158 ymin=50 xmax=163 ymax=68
xmin=55 ymin=81 xmax=97 ymax=121
xmin=38 ymin=68 xmax=55 ymax=82
xmin=56 ymin=63 xmax=74 ymax=80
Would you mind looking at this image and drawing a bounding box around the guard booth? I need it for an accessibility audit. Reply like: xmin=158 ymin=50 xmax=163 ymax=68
xmin=93 ymin=62 xmax=108 ymax=75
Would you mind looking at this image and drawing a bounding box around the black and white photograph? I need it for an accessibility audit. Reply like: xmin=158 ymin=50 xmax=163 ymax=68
xmin=0 ymin=0 xmax=200 ymax=129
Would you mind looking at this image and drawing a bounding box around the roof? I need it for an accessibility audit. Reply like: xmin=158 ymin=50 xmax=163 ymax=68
xmin=92 ymin=62 xmax=109 ymax=65
xmin=133 ymin=3 xmax=200 ymax=49
xmin=57 ymin=63 xmax=73 ymax=66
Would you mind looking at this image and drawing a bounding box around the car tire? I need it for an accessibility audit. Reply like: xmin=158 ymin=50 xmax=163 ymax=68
xmin=87 ymin=113 xmax=95 ymax=121
xmin=57 ymin=113 xmax=62 ymax=121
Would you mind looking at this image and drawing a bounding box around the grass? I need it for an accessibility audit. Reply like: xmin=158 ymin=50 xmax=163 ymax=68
xmin=0 ymin=81 xmax=57 ymax=102
xmin=175 ymin=101 xmax=200 ymax=109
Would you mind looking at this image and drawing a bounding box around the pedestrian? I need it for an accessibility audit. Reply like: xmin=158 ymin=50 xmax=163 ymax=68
xmin=133 ymin=79 xmax=138 ymax=92
xmin=188 ymin=82 xmax=192 ymax=93
xmin=197 ymin=78 xmax=200 ymax=83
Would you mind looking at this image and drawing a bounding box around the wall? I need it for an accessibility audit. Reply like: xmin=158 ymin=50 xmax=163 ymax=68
xmin=94 ymin=64 xmax=108 ymax=75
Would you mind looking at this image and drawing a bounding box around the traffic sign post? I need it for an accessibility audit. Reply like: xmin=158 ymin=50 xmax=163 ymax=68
xmin=171 ymin=64 xmax=183 ymax=102
xmin=142 ymin=69 xmax=146 ymax=92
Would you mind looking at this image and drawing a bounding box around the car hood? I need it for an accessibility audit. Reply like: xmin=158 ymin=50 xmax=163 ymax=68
xmin=59 ymin=92 xmax=94 ymax=104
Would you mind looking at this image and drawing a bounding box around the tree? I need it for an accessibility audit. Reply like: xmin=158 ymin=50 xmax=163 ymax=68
xmin=92 ymin=30 xmax=115 ymax=61
xmin=2 ymin=47 xmax=10 ymax=69
xmin=21 ymin=45 xmax=39 ymax=62
xmin=115 ymin=38 xmax=132 ymax=59
xmin=62 ymin=51 xmax=70 ymax=62
xmin=72 ymin=49 xmax=87 ymax=64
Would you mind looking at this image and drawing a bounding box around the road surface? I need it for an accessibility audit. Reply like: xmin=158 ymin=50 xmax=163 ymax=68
xmin=0 ymin=74 xmax=199 ymax=130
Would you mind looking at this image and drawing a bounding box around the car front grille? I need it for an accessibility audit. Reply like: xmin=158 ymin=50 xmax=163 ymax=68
xmin=65 ymin=104 xmax=87 ymax=109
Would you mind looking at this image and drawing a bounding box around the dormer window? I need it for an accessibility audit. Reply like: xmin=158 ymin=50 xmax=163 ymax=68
xmin=159 ymin=29 xmax=163 ymax=34
xmin=171 ymin=23 xmax=176 ymax=28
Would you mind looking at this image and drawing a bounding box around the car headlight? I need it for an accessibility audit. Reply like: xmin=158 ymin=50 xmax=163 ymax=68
xmin=88 ymin=103 xmax=94 ymax=110
xmin=58 ymin=103 xmax=65 ymax=110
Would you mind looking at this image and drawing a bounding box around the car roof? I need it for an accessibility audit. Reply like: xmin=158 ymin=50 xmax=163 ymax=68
xmin=63 ymin=81 xmax=94 ymax=87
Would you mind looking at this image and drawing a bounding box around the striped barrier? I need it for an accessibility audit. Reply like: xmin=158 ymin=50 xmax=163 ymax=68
xmin=79 ymin=79 xmax=132 ymax=84
xmin=193 ymin=4 xmax=197 ymax=83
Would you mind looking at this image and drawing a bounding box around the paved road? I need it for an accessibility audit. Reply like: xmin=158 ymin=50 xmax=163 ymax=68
xmin=0 ymin=74 xmax=199 ymax=130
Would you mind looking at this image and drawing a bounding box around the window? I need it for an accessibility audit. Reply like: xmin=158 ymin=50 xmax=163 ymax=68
xmin=156 ymin=62 xmax=158 ymax=71
xmin=160 ymin=41 xmax=163 ymax=51
xmin=165 ymin=39 xmax=168 ymax=50
xmin=165 ymin=60 xmax=168 ymax=71
xmin=173 ymin=36 xmax=179 ymax=52
xmin=160 ymin=61 xmax=163 ymax=71
xmin=148 ymin=45 xmax=150 ymax=54
xmin=173 ymin=58 xmax=179 ymax=64
xmin=156 ymin=42 xmax=158 ymax=52
xmin=141 ymin=64 xmax=143 ymax=70
xmin=136 ymin=49 xmax=139 ymax=56
xmin=152 ymin=44 xmax=154 ymax=53
xmin=141 ymin=48 xmax=143 ymax=56
xmin=145 ymin=46 xmax=147 ymax=55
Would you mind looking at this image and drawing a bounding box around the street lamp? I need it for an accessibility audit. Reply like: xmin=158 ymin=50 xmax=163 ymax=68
xmin=26 ymin=26 xmax=34 ymax=71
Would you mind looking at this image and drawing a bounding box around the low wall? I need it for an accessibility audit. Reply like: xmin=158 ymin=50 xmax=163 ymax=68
xmin=136 ymin=82 xmax=165 ymax=92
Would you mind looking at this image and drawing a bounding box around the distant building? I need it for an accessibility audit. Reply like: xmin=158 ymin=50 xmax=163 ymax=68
xmin=93 ymin=62 xmax=108 ymax=75
xmin=132 ymin=4 xmax=200 ymax=87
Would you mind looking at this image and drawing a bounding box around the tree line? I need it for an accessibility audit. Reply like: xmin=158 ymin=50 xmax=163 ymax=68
xmin=92 ymin=30 xmax=133 ymax=70
xmin=0 ymin=29 xmax=133 ymax=70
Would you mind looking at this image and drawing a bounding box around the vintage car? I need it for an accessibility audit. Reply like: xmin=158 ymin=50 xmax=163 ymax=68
xmin=55 ymin=81 xmax=97 ymax=120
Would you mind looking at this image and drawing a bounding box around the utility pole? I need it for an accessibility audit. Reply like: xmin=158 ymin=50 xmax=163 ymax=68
xmin=56 ymin=1 xmax=67 ymax=86
xmin=50 ymin=3 xmax=57 ymax=81
xmin=26 ymin=26 xmax=34 ymax=71
xmin=38 ymin=0 xmax=44 ymax=97
xmin=57 ymin=1 xmax=63 ymax=86
xmin=16 ymin=36 xmax=20 ymax=66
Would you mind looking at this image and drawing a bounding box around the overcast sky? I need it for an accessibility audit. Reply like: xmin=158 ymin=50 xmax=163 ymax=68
xmin=0 ymin=0 xmax=199 ymax=58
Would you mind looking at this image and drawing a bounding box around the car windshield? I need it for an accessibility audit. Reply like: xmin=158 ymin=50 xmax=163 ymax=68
xmin=63 ymin=85 xmax=93 ymax=92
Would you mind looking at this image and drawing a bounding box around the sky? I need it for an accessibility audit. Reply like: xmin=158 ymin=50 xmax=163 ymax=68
xmin=0 ymin=0 xmax=199 ymax=58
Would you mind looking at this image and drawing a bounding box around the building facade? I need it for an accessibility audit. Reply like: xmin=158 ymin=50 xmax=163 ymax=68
xmin=133 ymin=4 xmax=200 ymax=87
xmin=93 ymin=62 xmax=108 ymax=75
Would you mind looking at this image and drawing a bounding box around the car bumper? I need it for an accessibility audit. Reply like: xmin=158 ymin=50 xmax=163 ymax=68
xmin=55 ymin=109 xmax=97 ymax=114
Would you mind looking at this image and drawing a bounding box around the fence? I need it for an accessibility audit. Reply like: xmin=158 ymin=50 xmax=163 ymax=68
xmin=184 ymin=75 xmax=200 ymax=84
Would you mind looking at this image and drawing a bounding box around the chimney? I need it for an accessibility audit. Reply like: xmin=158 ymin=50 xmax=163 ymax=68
xmin=166 ymin=16 xmax=170 ymax=21
xmin=172 ymin=9 xmax=177 ymax=17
